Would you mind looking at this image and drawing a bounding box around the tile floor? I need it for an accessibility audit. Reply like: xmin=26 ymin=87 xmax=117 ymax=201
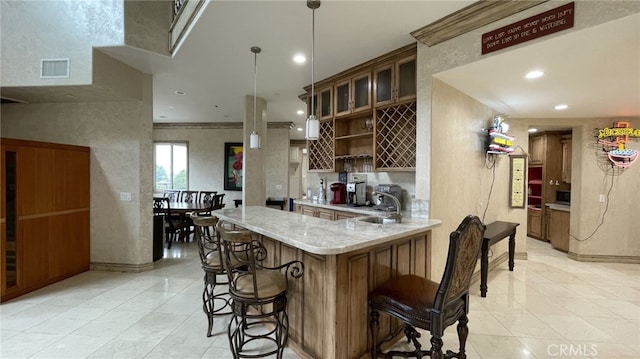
xmin=1 ymin=237 xmax=638 ymax=358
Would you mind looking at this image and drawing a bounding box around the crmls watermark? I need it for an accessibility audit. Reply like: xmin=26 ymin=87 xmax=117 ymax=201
xmin=547 ymin=344 xmax=598 ymax=357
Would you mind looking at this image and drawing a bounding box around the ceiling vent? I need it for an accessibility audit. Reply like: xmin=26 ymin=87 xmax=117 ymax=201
xmin=41 ymin=58 xmax=69 ymax=79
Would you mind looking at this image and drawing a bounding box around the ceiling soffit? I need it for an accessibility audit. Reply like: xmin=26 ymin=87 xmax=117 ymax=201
xmin=411 ymin=0 xmax=548 ymax=46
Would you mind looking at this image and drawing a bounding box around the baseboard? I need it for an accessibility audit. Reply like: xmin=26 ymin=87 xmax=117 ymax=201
xmin=568 ymin=252 xmax=640 ymax=264
xmin=90 ymin=261 xmax=155 ymax=273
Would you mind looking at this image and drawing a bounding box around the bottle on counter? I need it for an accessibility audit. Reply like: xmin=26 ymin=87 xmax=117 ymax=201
xmin=318 ymin=178 xmax=326 ymax=203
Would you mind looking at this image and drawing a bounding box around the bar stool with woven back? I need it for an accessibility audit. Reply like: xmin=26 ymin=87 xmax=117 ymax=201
xmin=191 ymin=215 xmax=231 ymax=337
xmin=369 ymin=215 xmax=486 ymax=359
xmin=217 ymin=221 xmax=304 ymax=359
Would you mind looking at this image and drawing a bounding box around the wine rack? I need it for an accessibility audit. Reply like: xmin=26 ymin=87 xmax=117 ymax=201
xmin=308 ymin=120 xmax=334 ymax=171
xmin=375 ymin=101 xmax=416 ymax=170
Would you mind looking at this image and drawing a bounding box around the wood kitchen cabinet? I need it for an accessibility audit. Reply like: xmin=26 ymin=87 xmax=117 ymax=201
xmin=1 ymin=138 xmax=90 ymax=302
xmin=299 ymin=204 xmax=334 ymax=220
xmin=527 ymin=208 xmax=543 ymax=238
xmin=305 ymin=44 xmax=416 ymax=172
xmin=334 ymin=72 xmax=371 ymax=117
xmin=527 ymin=132 xmax=565 ymax=241
xmin=373 ymin=54 xmax=416 ymax=107
xmin=548 ymin=208 xmax=570 ymax=252
xmin=561 ymin=134 xmax=572 ymax=183
xmin=307 ymin=86 xmax=333 ymax=121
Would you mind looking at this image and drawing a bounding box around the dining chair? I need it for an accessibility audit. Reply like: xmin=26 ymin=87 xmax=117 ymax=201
xmin=217 ymin=221 xmax=304 ymax=359
xmin=212 ymin=193 xmax=226 ymax=210
xmin=158 ymin=198 xmax=190 ymax=249
xmin=163 ymin=189 xmax=180 ymax=202
xmin=368 ymin=215 xmax=485 ymax=359
xmin=198 ymin=191 xmax=218 ymax=204
xmin=180 ymin=190 xmax=198 ymax=203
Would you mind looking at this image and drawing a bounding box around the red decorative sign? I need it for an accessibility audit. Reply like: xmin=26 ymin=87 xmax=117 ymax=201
xmin=482 ymin=2 xmax=575 ymax=55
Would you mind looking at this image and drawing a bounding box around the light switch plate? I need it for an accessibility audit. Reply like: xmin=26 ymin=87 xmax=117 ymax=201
xmin=120 ymin=192 xmax=132 ymax=201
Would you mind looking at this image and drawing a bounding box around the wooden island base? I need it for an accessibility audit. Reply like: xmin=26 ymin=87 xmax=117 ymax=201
xmin=257 ymin=230 xmax=432 ymax=359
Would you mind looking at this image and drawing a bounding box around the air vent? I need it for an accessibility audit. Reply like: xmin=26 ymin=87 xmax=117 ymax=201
xmin=41 ymin=58 xmax=69 ymax=79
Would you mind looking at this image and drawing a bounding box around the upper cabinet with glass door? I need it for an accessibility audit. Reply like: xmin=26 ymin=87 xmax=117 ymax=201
xmin=373 ymin=53 xmax=416 ymax=107
xmin=306 ymin=86 xmax=333 ymax=121
xmin=334 ymin=72 xmax=371 ymax=117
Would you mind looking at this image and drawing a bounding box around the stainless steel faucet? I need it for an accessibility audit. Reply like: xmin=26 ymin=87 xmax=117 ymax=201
xmin=372 ymin=191 xmax=402 ymax=223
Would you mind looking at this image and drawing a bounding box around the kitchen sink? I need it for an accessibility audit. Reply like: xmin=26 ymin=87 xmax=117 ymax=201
xmin=357 ymin=216 xmax=398 ymax=224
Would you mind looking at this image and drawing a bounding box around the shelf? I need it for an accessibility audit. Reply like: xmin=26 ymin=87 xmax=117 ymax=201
xmin=528 ymin=195 xmax=542 ymax=199
xmin=335 ymin=133 xmax=373 ymax=141
xmin=528 ymin=205 xmax=542 ymax=211
xmin=528 ymin=180 xmax=542 ymax=185
xmin=335 ymin=154 xmax=373 ymax=160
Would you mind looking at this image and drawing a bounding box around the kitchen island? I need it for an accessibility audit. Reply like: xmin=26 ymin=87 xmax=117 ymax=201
xmin=212 ymin=206 xmax=441 ymax=359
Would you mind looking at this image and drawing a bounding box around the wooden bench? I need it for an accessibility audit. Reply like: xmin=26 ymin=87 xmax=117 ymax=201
xmin=480 ymin=221 xmax=520 ymax=297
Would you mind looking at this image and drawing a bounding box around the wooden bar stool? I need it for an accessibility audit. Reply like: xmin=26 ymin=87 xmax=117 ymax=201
xmin=191 ymin=215 xmax=231 ymax=337
xmin=217 ymin=221 xmax=304 ymax=359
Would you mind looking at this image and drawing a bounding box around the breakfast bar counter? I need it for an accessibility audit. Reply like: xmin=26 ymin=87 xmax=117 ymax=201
xmin=213 ymin=206 xmax=441 ymax=359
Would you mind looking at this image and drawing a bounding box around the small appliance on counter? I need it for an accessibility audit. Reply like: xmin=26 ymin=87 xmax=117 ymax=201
xmin=373 ymin=184 xmax=402 ymax=211
xmin=346 ymin=181 xmax=366 ymax=206
xmin=330 ymin=182 xmax=346 ymax=204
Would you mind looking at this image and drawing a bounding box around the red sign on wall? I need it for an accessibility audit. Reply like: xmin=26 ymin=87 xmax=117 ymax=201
xmin=482 ymin=2 xmax=575 ymax=55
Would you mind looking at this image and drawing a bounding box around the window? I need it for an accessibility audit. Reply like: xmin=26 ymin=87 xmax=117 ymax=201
xmin=154 ymin=142 xmax=188 ymax=191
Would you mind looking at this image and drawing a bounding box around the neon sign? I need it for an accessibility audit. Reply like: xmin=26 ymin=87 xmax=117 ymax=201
xmin=597 ymin=121 xmax=638 ymax=168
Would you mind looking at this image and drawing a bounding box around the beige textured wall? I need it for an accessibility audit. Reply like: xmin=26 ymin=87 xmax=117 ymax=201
xmin=417 ymin=0 xmax=640 ymax=275
xmin=430 ymin=79 xmax=528 ymax=276
xmin=522 ymin=117 xmax=639 ymax=258
xmin=1 ymin=70 xmax=154 ymax=267
xmin=0 ymin=0 xmax=123 ymax=86
xmin=265 ymin=128 xmax=291 ymax=201
xmin=124 ymin=0 xmax=172 ymax=56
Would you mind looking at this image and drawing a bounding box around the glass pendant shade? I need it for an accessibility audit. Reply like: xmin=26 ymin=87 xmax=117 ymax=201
xmin=250 ymin=130 xmax=260 ymax=149
xmin=305 ymin=114 xmax=319 ymax=140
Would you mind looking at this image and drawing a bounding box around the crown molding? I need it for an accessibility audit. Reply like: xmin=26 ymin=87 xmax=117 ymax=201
xmin=153 ymin=122 xmax=294 ymax=130
xmin=411 ymin=0 xmax=548 ymax=46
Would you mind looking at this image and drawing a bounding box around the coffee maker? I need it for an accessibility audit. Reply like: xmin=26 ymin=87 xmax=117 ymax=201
xmin=330 ymin=182 xmax=346 ymax=204
xmin=373 ymin=184 xmax=402 ymax=211
xmin=346 ymin=181 xmax=366 ymax=206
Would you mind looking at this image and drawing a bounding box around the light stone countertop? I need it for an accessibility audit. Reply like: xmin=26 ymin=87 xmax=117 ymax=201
xmin=212 ymin=206 xmax=441 ymax=255
xmin=547 ymin=203 xmax=571 ymax=212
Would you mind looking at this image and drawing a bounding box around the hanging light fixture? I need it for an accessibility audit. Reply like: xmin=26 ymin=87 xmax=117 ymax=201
xmin=250 ymin=46 xmax=262 ymax=149
xmin=305 ymin=0 xmax=321 ymax=140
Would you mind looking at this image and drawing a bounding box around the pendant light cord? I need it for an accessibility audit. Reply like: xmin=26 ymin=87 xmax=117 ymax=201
xmin=253 ymin=50 xmax=258 ymax=132
xmin=310 ymin=6 xmax=315 ymax=116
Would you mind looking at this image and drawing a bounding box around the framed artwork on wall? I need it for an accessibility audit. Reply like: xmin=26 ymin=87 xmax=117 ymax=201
xmin=224 ymin=142 xmax=243 ymax=191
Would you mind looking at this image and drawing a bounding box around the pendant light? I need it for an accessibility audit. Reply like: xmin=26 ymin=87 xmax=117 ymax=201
xmin=249 ymin=46 xmax=261 ymax=149
xmin=305 ymin=0 xmax=321 ymax=140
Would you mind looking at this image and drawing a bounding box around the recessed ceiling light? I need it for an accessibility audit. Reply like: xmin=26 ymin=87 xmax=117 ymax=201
xmin=528 ymin=128 xmax=538 ymax=133
xmin=293 ymin=54 xmax=306 ymax=64
xmin=174 ymin=91 xmax=186 ymax=95
xmin=525 ymin=70 xmax=544 ymax=79
xmin=554 ymin=104 xmax=569 ymax=110
xmin=296 ymin=110 xmax=304 ymax=115
xmin=168 ymin=106 xmax=175 ymax=109
xmin=297 ymin=127 xmax=303 ymax=132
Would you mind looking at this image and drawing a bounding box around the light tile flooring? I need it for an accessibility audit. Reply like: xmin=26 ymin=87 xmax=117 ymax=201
xmin=1 ymin=237 xmax=638 ymax=358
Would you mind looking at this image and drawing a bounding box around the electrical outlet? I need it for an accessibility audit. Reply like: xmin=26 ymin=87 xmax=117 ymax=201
xmin=120 ymin=192 xmax=132 ymax=201
xmin=599 ymin=194 xmax=606 ymax=203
